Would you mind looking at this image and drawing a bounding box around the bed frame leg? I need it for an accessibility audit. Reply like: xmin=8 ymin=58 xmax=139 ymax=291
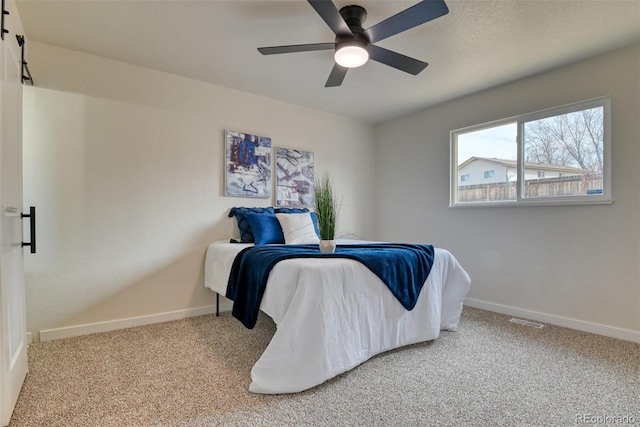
xmin=216 ymin=293 xmax=219 ymax=317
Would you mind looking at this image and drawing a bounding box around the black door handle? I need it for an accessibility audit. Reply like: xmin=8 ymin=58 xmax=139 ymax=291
xmin=1 ymin=0 xmax=9 ymax=40
xmin=21 ymin=206 xmax=36 ymax=254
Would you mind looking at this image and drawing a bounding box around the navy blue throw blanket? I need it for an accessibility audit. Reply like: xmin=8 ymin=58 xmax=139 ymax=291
xmin=226 ymin=243 xmax=435 ymax=329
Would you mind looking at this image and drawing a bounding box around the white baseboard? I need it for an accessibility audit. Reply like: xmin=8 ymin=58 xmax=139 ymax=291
xmin=26 ymin=332 xmax=33 ymax=345
xmin=465 ymin=298 xmax=640 ymax=344
xmin=39 ymin=305 xmax=218 ymax=342
xmin=37 ymin=299 xmax=637 ymax=344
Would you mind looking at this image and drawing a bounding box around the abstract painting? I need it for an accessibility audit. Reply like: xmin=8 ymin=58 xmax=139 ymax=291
xmin=224 ymin=130 xmax=271 ymax=198
xmin=275 ymin=148 xmax=314 ymax=207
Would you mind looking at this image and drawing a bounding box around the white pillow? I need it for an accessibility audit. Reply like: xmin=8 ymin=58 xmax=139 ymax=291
xmin=276 ymin=213 xmax=320 ymax=244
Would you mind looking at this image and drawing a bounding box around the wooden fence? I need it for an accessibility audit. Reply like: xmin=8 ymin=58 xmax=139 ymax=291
xmin=458 ymin=174 xmax=603 ymax=202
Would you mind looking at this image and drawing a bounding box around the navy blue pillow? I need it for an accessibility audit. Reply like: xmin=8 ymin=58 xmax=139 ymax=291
xmin=245 ymin=212 xmax=285 ymax=245
xmin=229 ymin=207 xmax=275 ymax=243
xmin=275 ymin=207 xmax=309 ymax=214
xmin=310 ymin=212 xmax=321 ymax=238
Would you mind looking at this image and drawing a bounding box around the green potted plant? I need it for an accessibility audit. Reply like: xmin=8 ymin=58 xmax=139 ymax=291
xmin=314 ymin=172 xmax=340 ymax=253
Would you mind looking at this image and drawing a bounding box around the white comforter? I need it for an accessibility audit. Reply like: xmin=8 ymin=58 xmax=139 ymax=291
xmin=204 ymin=240 xmax=471 ymax=394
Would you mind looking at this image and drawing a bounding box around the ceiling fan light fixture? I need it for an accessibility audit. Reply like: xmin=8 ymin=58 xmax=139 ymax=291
xmin=334 ymin=42 xmax=369 ymax=68
xmin=257 ymin=0 xmax=448 ymax=86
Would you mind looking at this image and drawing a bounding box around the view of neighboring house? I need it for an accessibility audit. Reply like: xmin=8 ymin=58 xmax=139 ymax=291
xmin=458 ymin=157 xmax=592 ymax=186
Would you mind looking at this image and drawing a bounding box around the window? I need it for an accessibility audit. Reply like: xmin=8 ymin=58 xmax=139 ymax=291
xmin=450 ymin=97 xmax=610 ymax=206
xmin=454 ymin=122 xmax=517 ymax=203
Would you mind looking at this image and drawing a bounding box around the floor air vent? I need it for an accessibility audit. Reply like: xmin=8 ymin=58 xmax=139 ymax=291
xmin=509 ymin=318 xmax=544 ymax=328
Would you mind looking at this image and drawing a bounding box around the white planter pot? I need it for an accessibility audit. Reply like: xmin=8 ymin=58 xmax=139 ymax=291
xmin=319 ymin=239 xmax=336 ymax=254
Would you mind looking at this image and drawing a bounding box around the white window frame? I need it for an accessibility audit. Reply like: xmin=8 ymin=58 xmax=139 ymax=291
xmin=450 ymin=97 xmax=611 ymax=207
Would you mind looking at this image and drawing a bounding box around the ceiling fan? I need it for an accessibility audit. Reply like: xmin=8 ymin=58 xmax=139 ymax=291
xmin=257 ymin=0 xmax=449 ymax=87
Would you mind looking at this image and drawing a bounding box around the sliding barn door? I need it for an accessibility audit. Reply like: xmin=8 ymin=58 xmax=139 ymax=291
xmin=0 ymin=0 xmax=28 ymax=424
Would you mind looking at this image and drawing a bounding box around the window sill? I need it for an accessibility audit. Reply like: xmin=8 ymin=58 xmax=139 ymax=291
xmin=449 ymin=198 xmax=613 ymax=208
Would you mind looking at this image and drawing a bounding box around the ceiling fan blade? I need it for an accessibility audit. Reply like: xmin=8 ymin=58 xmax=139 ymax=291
xmin=325 ymin=64 xmax=348 ymax=87
xmin=308 ymin=0 xmax=352 ymax=37
xmin=258 ymin=43 xmax=335 ymax=55
xmin=364 ymin=0 xmax=449 ymax=43
xmin=369 ymin=45 xmax=428 ymax=75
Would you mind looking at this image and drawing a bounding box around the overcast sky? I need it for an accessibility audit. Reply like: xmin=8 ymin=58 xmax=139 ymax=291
xmin=457 ymin=122 xmax=517 ymax=165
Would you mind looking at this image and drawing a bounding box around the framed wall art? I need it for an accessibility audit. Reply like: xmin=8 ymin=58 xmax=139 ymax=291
xmin=275 ymin=148 xmax=314 ymax=207
xmin=224 ymin=130 xmax=272 ymax=198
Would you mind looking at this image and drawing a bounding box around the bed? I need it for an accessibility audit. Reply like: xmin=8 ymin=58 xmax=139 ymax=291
xmin=204 ymin=238 xmax=471 ymax=394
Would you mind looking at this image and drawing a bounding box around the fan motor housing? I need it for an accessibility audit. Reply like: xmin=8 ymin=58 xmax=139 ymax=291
xmin=339 ymin=5 xmax=367 ymax=34
xmin=336 ymin=5 xmax=369 ymax=47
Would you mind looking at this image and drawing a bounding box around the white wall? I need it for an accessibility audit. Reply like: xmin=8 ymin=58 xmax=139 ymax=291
xmin=375 ymin=45 xmax=640 ymax=341
xmin=23 ymin=42 xmax=375 ymax=337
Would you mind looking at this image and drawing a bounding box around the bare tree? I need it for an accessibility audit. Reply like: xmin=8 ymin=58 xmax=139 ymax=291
xmin=524 ymin=107 xmax=603 ymax=173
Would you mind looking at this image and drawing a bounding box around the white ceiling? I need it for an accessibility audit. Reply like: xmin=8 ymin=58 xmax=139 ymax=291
xmin=16 ymin=0 xmax=640 ymax=123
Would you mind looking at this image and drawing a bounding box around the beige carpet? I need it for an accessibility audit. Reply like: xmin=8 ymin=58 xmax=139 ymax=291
xmin=10 ymin=307 xmax=639 ymax=427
